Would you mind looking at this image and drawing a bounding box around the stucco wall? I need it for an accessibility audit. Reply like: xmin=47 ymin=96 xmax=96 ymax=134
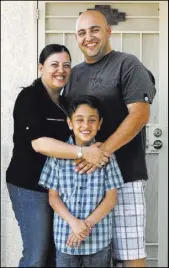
xmin=1 ymin=1 xmax=37 ymax=266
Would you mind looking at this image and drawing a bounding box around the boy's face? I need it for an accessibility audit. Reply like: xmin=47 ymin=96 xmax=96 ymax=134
xmin=67 ymin=104 xmax=103 ymax=146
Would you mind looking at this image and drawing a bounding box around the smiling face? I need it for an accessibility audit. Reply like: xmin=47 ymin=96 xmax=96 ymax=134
xmin=38 ymin=52 xmax=71 ymax=90
xmin=76 ymin=11 xmax=112 ymax=63
xmin=67 ymin=104 xmax=103 ymax=146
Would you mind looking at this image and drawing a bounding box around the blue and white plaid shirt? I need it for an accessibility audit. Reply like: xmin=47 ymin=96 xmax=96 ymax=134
xmin=39 ymin=136 xmax=124 ymax=255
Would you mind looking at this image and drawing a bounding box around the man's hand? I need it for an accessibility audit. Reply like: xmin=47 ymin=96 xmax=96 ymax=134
xmin=82 ymin=142 xmax=110 ymax=167
xmin=74 ymin=143 xmax=111 ymax=174
xmin=74 ymin=159 xmax=97 ymax=174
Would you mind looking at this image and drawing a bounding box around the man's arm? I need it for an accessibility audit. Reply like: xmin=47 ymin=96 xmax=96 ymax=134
xmin=101 ymin=102 xmax=149 ymax=154
xmin=49 ymin=189 xmax=91 ymax=239
xmin=74 ymin=102 xmax=149 ymax=173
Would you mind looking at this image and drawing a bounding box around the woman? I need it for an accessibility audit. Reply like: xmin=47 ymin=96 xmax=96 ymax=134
xmin=6 ymin=44 xmax=109 ymax=267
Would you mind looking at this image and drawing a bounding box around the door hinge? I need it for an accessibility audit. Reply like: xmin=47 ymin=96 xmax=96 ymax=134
xmin=36 ymin=8 xmax=39 ymax=20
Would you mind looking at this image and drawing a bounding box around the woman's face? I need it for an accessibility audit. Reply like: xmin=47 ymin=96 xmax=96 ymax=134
xmin=39 ymin=52 xmax=71 ymax=90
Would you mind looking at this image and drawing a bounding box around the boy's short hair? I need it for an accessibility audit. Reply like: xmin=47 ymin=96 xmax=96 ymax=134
xmin=67 ymin=95 xmax=103 ymax=119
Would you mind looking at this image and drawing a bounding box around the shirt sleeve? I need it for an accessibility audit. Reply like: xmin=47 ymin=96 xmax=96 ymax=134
xmin=121 ymin=55 xmax=156 ymax=105
xmin=38 ymin=157 xmax=60 ymax=191
xmin=13 ymin=87 xmax=47 ymax=141
xmin=104 ymin=154 xmax=124 ymax=191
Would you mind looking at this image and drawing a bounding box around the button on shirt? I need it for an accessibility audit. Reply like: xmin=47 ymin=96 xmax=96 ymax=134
xmin=39 ymin=136 xmax=124 ymax=255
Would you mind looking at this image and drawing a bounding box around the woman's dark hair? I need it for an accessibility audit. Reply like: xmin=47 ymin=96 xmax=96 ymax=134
xmin=39 ymin=44 xmax=71 ymax=64
xmin=67 ymin=95 xmax=103 ymax=120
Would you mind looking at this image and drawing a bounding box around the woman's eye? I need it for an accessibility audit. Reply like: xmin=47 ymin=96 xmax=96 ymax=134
xmin=64 ymin=65 xmax=71 ymax=68
xmin=51 ymin=64 xmax=58 ymax=67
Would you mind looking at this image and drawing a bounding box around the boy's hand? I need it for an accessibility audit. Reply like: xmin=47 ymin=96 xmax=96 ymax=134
xmin=69 ymin=218 xmax=92 ymax=240
xmin=66 ymin=232 xmax=82 ymax=248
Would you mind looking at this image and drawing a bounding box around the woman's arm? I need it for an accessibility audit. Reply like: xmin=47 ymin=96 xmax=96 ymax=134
xmin=32 ymin=137 xmax=109 ymax=166
xmin=14 ymin=88 xmax=110 ymax=166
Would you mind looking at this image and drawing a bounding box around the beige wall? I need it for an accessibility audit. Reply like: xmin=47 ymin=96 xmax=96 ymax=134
xmin=1 ymin=1 xmax=37 ymax=266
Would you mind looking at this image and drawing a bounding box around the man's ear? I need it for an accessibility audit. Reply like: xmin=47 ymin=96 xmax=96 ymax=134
xmin=67 ymin=117 xmax=73 ymax=130
xmin=98 ymin=118 xmax=103 ymax=130
xmin=75 ymin=33 xmax=78 ymax=40
xmin=106 ymin=25 xmax=112 ymax=38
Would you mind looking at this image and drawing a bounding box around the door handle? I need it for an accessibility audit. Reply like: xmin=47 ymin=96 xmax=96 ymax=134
xmin=153 ymin=140 xmax=163 ymax=149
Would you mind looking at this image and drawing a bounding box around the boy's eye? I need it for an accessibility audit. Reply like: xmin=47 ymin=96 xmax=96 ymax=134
xmin=89 ymin=120 xmax=96 ymax=123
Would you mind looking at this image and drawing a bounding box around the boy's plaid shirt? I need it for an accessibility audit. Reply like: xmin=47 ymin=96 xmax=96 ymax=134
xmin=39 ymin=136 xmax=124 ymax=255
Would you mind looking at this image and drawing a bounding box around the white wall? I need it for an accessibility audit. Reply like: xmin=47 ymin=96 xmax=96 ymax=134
xmin=1 ymin=1 xmax=37 ymax=266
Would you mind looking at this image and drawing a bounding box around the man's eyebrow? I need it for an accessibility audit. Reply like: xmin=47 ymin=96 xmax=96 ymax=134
xmin=77 ymin=25 xmax=100 ymax=33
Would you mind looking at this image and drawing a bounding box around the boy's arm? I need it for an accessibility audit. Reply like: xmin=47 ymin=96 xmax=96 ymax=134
xmin=85 ymin=154 xmax=123 ymax=227
xmin=49 ymin=189 xmax=91 ymax=239
xmin=67 ymin=189 xmax=117 ymax=247
xmin=85 ymin=188 xmax=117 ymax=227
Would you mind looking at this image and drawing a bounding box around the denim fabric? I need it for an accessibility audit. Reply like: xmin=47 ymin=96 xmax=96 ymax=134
xmin=56 ymin=243 xmax=112 ymax=267
xmin=7 ymin=183 xmax=55 ymax=267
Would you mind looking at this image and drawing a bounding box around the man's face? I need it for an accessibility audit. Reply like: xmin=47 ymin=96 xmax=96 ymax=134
xmin=75 ymin=11 xmax=111 ymax=63
xmin=67 ymin=104 xmax=102 ymax=146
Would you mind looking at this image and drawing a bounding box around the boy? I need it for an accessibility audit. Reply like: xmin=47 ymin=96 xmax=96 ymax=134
xmin=39 ymin=95 xmax=124 ymax=267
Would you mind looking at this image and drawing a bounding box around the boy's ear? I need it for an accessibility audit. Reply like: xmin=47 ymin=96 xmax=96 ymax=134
xmin=67 ymin=117 xmax=73 ymax=130
xmin=98 ymin=118 xmax=103 ymax=130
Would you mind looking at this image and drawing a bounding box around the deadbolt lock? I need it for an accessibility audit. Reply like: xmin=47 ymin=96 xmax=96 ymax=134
xmin=153 ymin=128 xmax=162 ymax=137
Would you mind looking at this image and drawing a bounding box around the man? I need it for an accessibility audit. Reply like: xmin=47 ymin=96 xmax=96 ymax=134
xmin=63 ymin=10 xmax=156 ymax=267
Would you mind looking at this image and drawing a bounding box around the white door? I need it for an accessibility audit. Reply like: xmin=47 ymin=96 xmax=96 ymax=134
xmin=37 ymin=1 xmax=168 ymax=267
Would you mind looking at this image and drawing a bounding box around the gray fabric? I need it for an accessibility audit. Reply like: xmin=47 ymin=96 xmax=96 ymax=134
xmin=63 ymin=51 xmax=156 ymax=183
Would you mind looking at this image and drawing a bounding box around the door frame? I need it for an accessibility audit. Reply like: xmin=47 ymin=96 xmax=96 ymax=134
xmin=158 ymin=2 xmax=168 ymax=267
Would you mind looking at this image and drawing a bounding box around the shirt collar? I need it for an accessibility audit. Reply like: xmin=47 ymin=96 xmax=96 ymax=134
xmin=67 ymin=135 xmax=96 ymax=146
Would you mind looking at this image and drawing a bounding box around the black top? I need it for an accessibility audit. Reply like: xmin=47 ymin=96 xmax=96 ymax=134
xmin=6 ymin=78 xmax=70 ymax=192
xmin=63 ymin=51 xmax=156 ymax=183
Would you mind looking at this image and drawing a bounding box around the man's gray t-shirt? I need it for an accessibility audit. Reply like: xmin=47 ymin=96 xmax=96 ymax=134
xmin=63 ymin=51 xmax=156 ymax=183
